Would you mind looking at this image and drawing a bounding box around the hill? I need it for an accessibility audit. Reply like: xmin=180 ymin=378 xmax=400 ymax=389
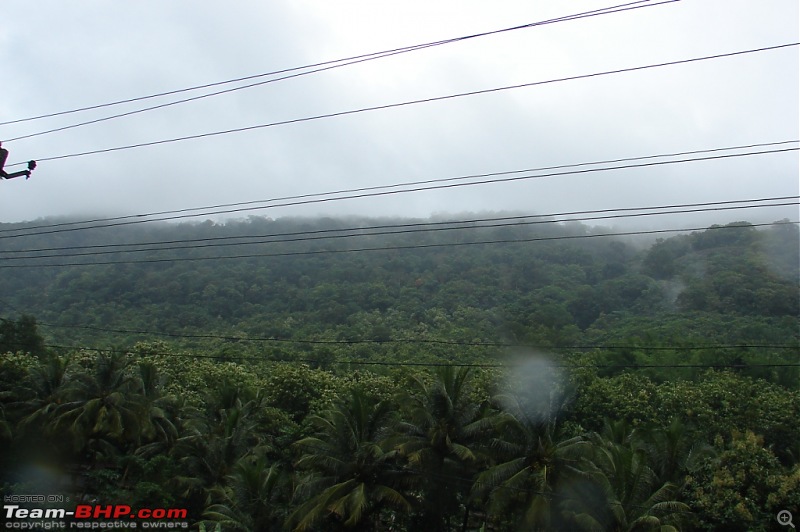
xmin=0 ymin=215 xmax=796 ymax=379
xmin=0 ymin=214 xmax=798 ymax=530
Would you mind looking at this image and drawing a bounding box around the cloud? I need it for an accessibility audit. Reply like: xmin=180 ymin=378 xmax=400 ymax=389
xmin=0 ymin=0 xmax=796 ymax=226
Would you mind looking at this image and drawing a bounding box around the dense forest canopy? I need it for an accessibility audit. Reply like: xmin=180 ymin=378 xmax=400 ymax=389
xmin=0 ymin=214 xmax=797 ymax=530
xmin=0 ymin=216 xmax=797 ymax=355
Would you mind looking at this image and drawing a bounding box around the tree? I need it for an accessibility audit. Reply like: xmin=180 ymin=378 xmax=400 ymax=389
xmin=394 ymin=366 xmax=492 ymax=532
xmin=583 ymin=420 xmax=690 ymax=531
xmin=134 ymin=361 xmax=179 ymax=449
xmin=262 ymin=364 xmax=338 ymax=422
xmin=684 ymin=431 xmax=797 ymax=531
xmin=17 ymin=355 xmax=71 ymax=432
xmin=288 ymin=389 xmax=411 ymax=531
xmin=636 ymin=417 xmax=714 ymax=487
xmin=204 ymin=457 xmax=291 ymax=532
xmin=0 ymin=315 xmax=46 ymax=357
xmin=474 ymin=392 xmax=594 ymax=531
xmin=52 ymin=351 xmax=145 ymax=451
xmin=173 ymin=382 xmax=269 ymax=511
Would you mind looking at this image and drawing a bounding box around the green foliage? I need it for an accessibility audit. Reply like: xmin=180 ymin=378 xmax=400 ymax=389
xmin=1 ymin=353 xmax=798 ymax=530
xmin=0 ymin=315 xmax=46 ymax=357
xmin=475 ymin=393 xmax=593 ymax=531
xmin=393 ymin=367 xmax=494 ymax=531
xmin=262 ymin=363 xmax=339 ymax=421
xmin=658 ymin=372 xmax=800 ymax=464
xmin=585 ymin=421 xmax=690 ymax=531
xmin=1 ymin=218 xmax=794 ymax=368
xmin=571 ymin=372 xmax=659 ymax=430
xmin=0 ymin=216 xmax=797 ymax=529
xmin=288 ymin=389 xmax=410 ymax=531
xmin=684 ymin=431 xmax=794 ymax=531
xmin=204 ymin=457 xmax=291 ymax=531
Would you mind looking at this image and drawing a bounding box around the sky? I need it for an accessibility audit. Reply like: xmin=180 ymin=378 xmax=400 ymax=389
xmin=0 ymin=0 xmax=797 ymax=230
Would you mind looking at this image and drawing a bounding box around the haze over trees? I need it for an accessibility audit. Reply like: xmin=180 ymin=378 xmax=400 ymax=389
xmin=0 ymin=215 xmax=797 ymax=530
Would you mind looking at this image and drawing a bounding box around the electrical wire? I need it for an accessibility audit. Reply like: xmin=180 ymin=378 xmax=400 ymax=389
xmin=0 ymin=0 xmax=664 ymax=127
xmin=0 ymin=198 xmax=795 ymax=260
xmin=1 ymin=141 xmax=796 ymax=238
xmin=1 ymin=139 xmax=795 ymax=236
xmin=1 ymin=220 xmax=796 ymax=269
xmin=1 ymin=1 xmax=677 ymax=141
xmin=6 ymin=42 xmax=796 ymax=169
xmin=4 ymin=195 xmax=797 ymax=252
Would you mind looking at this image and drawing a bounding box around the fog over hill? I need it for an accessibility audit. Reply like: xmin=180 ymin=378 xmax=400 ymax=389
xmin=1 ymin=2 xmax=797 ymax=527
xmin=0 ymin=215 xmax=795 ymax=382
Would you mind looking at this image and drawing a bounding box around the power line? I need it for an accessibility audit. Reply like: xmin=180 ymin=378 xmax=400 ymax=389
xmin=1 ymin=198 xmax=795 ymax=261
xmin=2 ymin=138 xmax=797 ymax=235
xmin=0 ymin=0 xmax=665 ymax=127
xmin=1 ymin=1 xmax=676 ymax=142
xmin=1 ymin=220 xmax=796 ymax=269
xmin=1 ymin=141 xmax=796 ymax=238
xmin=7 ymin=42 xmax=796 ymax=168
xmin=2 ymin=195 xmax=795 ymax=253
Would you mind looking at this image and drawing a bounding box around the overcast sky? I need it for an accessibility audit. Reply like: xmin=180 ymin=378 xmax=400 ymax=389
xmin=0 ymin=0 xmax=797 ymax=230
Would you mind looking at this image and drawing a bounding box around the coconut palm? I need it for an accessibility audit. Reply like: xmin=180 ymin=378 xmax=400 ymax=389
xmin=172 ymin=382 xmax=270 ymax=514
xmin=636 ymin=417 xmax=714 ymax=487
xmin=52 ymin=351 xmax=145 ymax=450
xmin=393 ymin=366 xmax=493 ymax=532
xmin=17 ymin=355 xmax=71 ymax=433
xmin=474 ymin=392 xmax=594 ymax=531
xmin=576 ymin=420 xmax=690 ymax=531
xmin=135 ymin=361 xmax=179 ymax=448
xmin=287 ymin=389 xmax=411 ymax=531
xmin=28 ymin=351 xmax=153 ymax=500
xmin=204 ymin=456 xmax=290 ymax=532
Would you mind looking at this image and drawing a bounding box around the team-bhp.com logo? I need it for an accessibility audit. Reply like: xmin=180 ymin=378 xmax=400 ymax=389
xmin=4 ymin=503 xmax=189 ymax=529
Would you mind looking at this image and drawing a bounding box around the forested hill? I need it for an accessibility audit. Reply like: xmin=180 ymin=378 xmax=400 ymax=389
xmin=1 ymin=215 xmax=799 ymax=531
xmin=0 ymin=215 xmax=796 ymax=378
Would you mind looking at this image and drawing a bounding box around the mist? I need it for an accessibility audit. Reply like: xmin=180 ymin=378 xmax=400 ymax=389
xmin=0 ymin=0 xmax=796 ymax=226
